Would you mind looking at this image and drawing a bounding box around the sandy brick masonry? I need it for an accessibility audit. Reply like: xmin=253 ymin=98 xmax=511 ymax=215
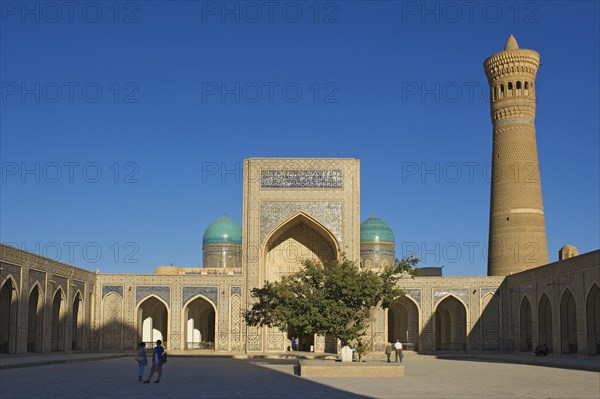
xmin=484 ymin=35 xmax=549 ymax=276
xmin=1 ymin=38 xmax=599 ymax=361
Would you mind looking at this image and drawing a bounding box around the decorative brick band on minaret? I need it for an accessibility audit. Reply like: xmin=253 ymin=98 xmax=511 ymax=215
xmin=484 ymin=35 xmax=549 ymax=276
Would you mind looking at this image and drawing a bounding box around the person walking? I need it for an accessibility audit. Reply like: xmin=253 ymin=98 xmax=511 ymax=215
xmin=135 ymin=342 xmax=148 ymax=382
xmin=384 ymin=342 xmax=393 ymax=363
xmin=144 ymin=340 xmax=165 ymax=383
xmin=394 ymin=339 xmax=403 ymax=363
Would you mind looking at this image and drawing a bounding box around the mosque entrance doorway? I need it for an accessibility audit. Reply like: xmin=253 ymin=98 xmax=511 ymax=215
xmin=324 ymin=335 xmax=337 ymax=353
xmin=388 ymin=296 xmax=419 ymax=350
xmin=0 ymin=279 xmax=17 ymax=353
xmin=560 ymin=289 xmax=577 ymax=354
xmin=520 ymin=297 xmax=532 ymax=351
xmin=538 ymin=294 xmax=553 ymax=352
xmin=435 ymin=296 xmax=467 ymax=351
xmin=263 ymin=212 xmax=340 ymax=353
xmin=51 ymin=289 xmax=66 ymax=352
xmin=27 ymin=285 xmax=43 ymax=352
xmin=263 ymin=213 xmax=338 ymax=283
xmin=587 ymin=284 xmax=600 ymax=355
xmin=183 ymin=296 xmax=216 ymax=350
xmin=287 ymin=331 xmax=315 ymax=352
xmin=137 ymin=296 xmax=168 ymax=349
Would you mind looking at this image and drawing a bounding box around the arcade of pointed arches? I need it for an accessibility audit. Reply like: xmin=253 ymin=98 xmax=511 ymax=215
xmin=131 ymin=293 xmax=218 ymax=351
xmin=0 ymin=278 xmax=85 ymax=354
xmin=0 ymin=259 xmax=598 ymax=355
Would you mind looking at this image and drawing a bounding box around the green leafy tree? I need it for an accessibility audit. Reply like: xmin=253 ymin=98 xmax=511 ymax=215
xmin=244 ymin=255 xmax=419 ymax=348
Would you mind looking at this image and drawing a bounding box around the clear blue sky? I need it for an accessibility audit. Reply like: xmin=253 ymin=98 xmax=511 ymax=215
xmin=1 ymin=1 xmax=598 ymax=275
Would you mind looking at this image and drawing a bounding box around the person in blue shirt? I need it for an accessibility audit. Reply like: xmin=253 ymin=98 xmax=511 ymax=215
xmin=144 ymin=340 xmax=165 ymax=383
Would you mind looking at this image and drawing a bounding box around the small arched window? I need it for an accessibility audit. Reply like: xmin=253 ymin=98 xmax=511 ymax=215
xmin=516 ymin=81 xmax=522 ymax=89
xmin=524 ymin=82 xmax=529 ymax=89
xmin=493 ymin=87 xmax=498 ymax=101
xmin=500 ymin=84 xmax=505 ymax=98
xmin=508 ymin=82 xmax=513 ymax=90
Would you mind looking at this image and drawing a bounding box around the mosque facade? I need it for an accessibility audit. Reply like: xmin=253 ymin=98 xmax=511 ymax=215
xmin=1 ymin=36 xmax=599 ymax=357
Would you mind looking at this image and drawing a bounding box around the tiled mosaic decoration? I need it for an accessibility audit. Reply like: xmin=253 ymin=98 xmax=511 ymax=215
xmin=261 ymin=170 xmax=343 ymax=189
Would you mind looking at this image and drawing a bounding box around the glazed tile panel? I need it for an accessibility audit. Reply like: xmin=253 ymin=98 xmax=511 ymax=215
xmin=260 ymin=201 xmax=342 ymax=243
xmin=261 ymin=170 xmax=343 ymax=189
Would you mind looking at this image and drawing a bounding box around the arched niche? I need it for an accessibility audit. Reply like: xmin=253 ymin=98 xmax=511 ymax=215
xmin=387 ymin=296 xmax=419 ymax=350
xmin=183 ymin=295 xmax=217 ymax=350
xmin=538 ymin=293 xmax=553 ymax=352
xmin=586 ymin=284 xmax=599 ymax=355
xmin=102 ymin=292 xmax=123 ymax=350
xmin=435 ymin=295 xmax=467 ymax=351
xmin=560 ymin=289 xmax=577 ymax=354
xmin=0 ymin=278 xmax=18 ymax=353
xmin=481 ymin=293 xmax=500 ymax=351
xmin=51 ymin=288 xmax=66 ymax=352
xmin=262 ymin=212 xmax=340 ymax=283
xmin=27 ymin=284 xmax=43 ymax=352
xmin=72 ymin=291 xmax=83 ymax=351
xmin=520 ymin=297 xmax=532 ymax=351
xmin=137 ymin=296 xmax=169 ymax=349
xmin=260 ymin=212 xmax=340 ymax=353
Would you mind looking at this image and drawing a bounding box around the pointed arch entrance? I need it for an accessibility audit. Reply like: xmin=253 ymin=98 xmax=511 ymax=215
xmin=262 ymin=212 xmax=340 ymax=283
xmin=27 ymin=285 xmax=43 ymax=352
xmin=586 ymin=284 xmax=599 ymax=355
xmin=560 ymin=289 xmax=577 ymax=354
xmin=183 ymin=296 xmax=216 ymax=350
xmin=262 ymin=212 xmax=340 ymax=353
xmin=72 ymin=292 xmax=83 ymax=350
xmin=520 ymin=297 xmax=532 ymax=351
xmin=539 ymin=293 xmax=553 ymax=352
xmin=51 ymin=288 xmax=66 ymax=351
xmin=0 ymin=278 xmax=18 ymax=353
xmin=388 ymin=296 xmax=419 ymax=350
xmin=435 ymin=296 xmax=467 ymax=351
xmin=137 ymin=296 xmax=168 ymax=348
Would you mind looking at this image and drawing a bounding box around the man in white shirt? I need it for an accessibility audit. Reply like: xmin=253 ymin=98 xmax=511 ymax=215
xmin=394 ymin=339 xmax=403 ymax=363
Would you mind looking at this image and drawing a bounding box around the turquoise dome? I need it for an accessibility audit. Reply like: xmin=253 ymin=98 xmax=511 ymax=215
xmin=202 ymin=215 xmax=242 ymax=244
xmin=360 ymin=214 xmax=395 ymax=243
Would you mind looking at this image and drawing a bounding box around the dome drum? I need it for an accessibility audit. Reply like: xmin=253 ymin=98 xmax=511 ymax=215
xmin=202 ymin=215 xmax=242 ymax=268
xmin=360 ymin=241 xmax=395 ymax=270
xmin=203 ymin=242 xmax=242 ymax=268
xmin=360 ymin=215 xmax=395 ymax=269
xmin=559 ymin=244 xmax=579 ymax=261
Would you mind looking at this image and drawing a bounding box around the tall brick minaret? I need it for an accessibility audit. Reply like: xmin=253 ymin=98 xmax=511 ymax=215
xmin=484 ymin=35 xmax=549 ymax=276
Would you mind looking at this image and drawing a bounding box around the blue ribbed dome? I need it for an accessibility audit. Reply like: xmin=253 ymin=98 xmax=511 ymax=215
xmin=360 ymin=214 xmax=395 ymax=243
xmin=202 ymin=215 xmax=242 ymax=244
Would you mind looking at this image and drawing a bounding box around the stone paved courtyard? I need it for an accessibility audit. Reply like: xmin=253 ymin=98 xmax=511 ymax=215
xmin=1 ymin=356 xmax=599 ymax=399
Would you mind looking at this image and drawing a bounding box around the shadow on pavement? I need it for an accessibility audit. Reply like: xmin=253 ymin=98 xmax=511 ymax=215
xmin=0 ymin=356 xmax=373 ymax=399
